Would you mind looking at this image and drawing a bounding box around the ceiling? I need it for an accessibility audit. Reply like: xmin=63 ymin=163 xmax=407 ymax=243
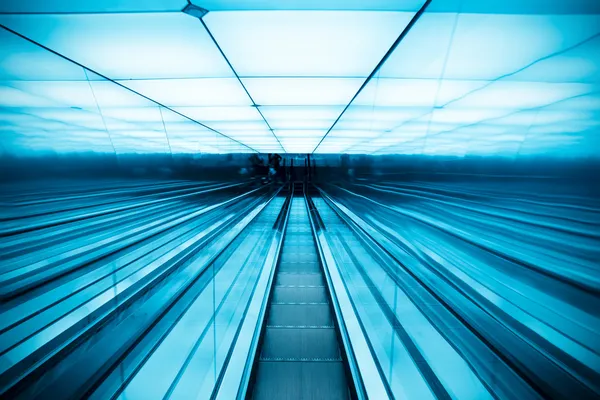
xmin=1 ymin=0 xmax=599 ymax=156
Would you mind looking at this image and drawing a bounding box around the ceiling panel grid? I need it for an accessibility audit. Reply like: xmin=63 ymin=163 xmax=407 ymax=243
xmin=1 ymin=0 xmax=599 ymax=157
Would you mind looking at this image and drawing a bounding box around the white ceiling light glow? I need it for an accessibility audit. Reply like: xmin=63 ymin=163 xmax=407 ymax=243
xmin=0 ymin=2 xmax=598 ymax=156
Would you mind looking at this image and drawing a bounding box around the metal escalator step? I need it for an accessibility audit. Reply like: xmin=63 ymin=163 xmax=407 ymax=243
xmin=284 ymin=231 xmax=312 ymax=237
xmin=278 ymin=271 xmax=321 ymax=275
xmin=283 ymin=238 xmax=312 ymax=243
xmin=276 ymin=273 xmax=323 ymax=286
xmin=283 ymin=234 xmax=312 ymax=241
xmin=252 ymin=361 xmax=349 ymax=400
xmin=285 ymin=228 xmax=312 ymax=234
xmin=283 ymin=242 xmax=314 ymax=248
xmin=260 ymin=328 xmax=341 ymax=360
xmin=275 ymin=285 xmax=324 ymax=288
xmin=281 ymin=252 xmax=318 ymax=263
xmin=283 ymin=236 xmax=314 ymax=242
xmin=272 ymin=286 xmax=328 ymax=303
xmin=268 ymin=304 xmax=333 ymax=326
xmin=284 ymin=231 xmax=313 ymax=236
xmin=266 ymin=325 xmax=334 ymax=329
xmin=282 ymin=245 xmax=314 ymax=252
xmin=278 ymin=261 xmax=320 ymax=273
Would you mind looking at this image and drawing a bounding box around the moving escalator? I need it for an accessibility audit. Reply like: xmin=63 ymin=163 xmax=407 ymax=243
xmin=246 ymin=182 xmax=356 ymax=399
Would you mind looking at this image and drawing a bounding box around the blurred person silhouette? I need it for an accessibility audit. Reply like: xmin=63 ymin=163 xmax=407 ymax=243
xmin=267 ymin=153 xmax=282 ymax=183
xmin=249 ymin=153 xmax=269 ymax=183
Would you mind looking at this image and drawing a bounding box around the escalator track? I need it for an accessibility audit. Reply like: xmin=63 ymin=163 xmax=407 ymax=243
xmin=248 ymin=183 xmax=354 ymax=399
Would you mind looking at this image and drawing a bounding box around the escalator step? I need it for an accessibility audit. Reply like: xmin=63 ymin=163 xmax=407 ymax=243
xmin=268 ymin=304 xmax=333 ymax=326
xmin=281 ymin=252 xmax=318 ymax=263
xmin=276 ymin=273 xmax=323 ymax=286
xmin=272 ymin=286 xmax=328 ymax=303
xmin=278 ymin=261 xmax=320 ymax=273
xmin=260 ymin=328 xmax=340 ymax=360
xmin=252 ymin=361 xmax=349 ymax=400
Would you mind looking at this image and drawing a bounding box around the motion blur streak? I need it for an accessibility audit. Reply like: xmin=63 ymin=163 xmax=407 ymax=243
xmin=0 ymin=170 xmax=598 ymax=399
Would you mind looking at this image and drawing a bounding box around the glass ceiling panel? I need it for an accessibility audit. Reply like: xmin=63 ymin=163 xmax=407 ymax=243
xmin=329 ymin=130 xmax=381 ymax=138
xmin=199 ymin=1 xmax=423 ymax=11
xmin=427 ymin=0 xmax=600 ymax=15
xmin=377 ymin=13 xmax=458 ymax=80
xmin=440 ymin=14 xmax=600 ymax=81
xmin=508 ymin=35 xmax=600 ymax=83
xmin=123 ymin=79 xmax=252 ymax=107
xmin=171 ymin=106 xmax=263 ymax=122
xmin=448 ymin=82 xmax=594 ymax=109
xmin=207 ymin=121 xmax=271 ymax=131
xmin=259 ymin=105 xmax=344 ymax=130
xmin=0 ymin=85 xmax=57 ymax=108
xmin=0 ymin=12 xmax=285 ymax=152
xmin=242 ymin=78 xmax=364 ymax=106
xmin=2 ymin=3 xmax=599 ymax=157
xmin=0 ymin=14 xmax=277 ymax=154
xmin=0 ymin=0 xmax=186 ymax=13
xmin=197 ymin=0 xmax=600 ymax=13
xmin=0 ymin=29 xmax=86 ymax=81
xmin=274 ymin=130 xmax=327 ymax=139
xmin=280 ymin=138 xmax=321 ymax=153
xmin=218 ymin=129 xmax=272 ymax=137
xmin=7 ymin=0 xmax=593 ymax=15
xmin=0 ymin=13 xmax=233 ymax=79
xmin=315 ymin=8 xmax=600 ymax=157
xmin=259 ymin=106 xmax=344 ymax=121
xmin=0 ymin=29 xmax=254 ymax=155
xmin=340 ymin=106 xmax=430 ymax=129
xmin=205 ymin=10 xmax=416 ymax=149
xmin=204 ymin=11 xmax=413 ymax=76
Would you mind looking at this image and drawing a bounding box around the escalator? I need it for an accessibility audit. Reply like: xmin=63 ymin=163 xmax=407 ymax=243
xmin=247 ymin=183 xmax=354 ymax=399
